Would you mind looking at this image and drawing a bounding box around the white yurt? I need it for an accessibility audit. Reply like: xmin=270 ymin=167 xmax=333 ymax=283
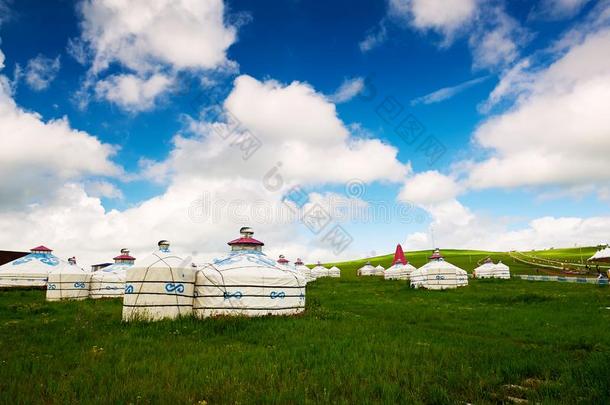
xmin=473 ymin=258 xmax=495 ymax=278
xmin=277 ymin=255 xmax=305 ymax=280
xmin=410 ymin=249 xmax=468 ymax=290
xmin=123 ymin=240 xmax=196 ymax=322
xmin=193 ymin=227 xmax=306 ymax=318
xmin=385 ymin=244 xmax=415 ymax=280
xmin=374 ymin=265 xmax=385 ymax=276
xmin=0 ymin=245 xmax=59 ymax=287
xmin=493 ymin=261 xmax=511 ymax=279
xmin=311 ymin=262 xmax=330 ymax=278
xmin=294 ymin=258 xmax=314 ymax=282
xmin=46 ymin=257 xmax=92 ymax=301
xmin=89 ymin=249 xmax=135 ymax=299
xmin=328 ymin=265 xmax=341 ymax=278
xmin=357 ymin=261 xmax=377 ymax=276
xmin=589 ymin=246 xmax=610 ymax=262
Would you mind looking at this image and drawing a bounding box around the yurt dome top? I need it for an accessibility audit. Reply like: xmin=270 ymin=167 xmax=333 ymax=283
xmin=7 ymin=245 xmax=60 ymax=267
xmin=158 ymin=240 xmax=171 ymax=252
xmin=483 ymin=257 xmax=493 ymax=264
xmin=392 ymin=244 xmax=407 ymax=265
xmin=277 ymin=255 xmax=289 ymax=265
xmin=31 ymin=245 xmax=53 ymax=253
xmin=429 ymin=248 xmax=444 ymax=261
xmin=113 ymin=248 xmax=136 ymax=263
xmin=294 ymin=258 xmax=304 ymax=265
xmin=228 ymin=226 xmax=264 ymax=251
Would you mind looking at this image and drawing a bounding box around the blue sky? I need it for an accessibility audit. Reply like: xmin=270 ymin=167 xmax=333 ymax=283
xmin=0 ymin=0 xmax=609 ymax=263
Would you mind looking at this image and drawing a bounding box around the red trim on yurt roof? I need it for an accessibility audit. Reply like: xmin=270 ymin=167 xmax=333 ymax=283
xmin=227 ymin=237 xmax=264 ymax=246
xmin=31 ymin=245 xmax=52 ymax=252
xmin=113 ymin=254 xmax=136 ymax=261
xmin=392 ymin=244 xmax=407 ymax=265
xmin=277 ymin=255 xmax=289 ymax=264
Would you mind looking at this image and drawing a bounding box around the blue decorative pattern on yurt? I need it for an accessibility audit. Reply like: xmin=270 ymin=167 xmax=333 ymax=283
xmin=12 ymin=253 xmax=59 ymax=266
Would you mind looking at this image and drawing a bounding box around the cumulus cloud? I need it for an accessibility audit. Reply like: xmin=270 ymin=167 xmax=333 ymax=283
xmin=23 ymin=54 xmax=61 ymax=91
xmin=389 ymin=0 xmax=478 ymax=41
xmin=73 ymin=0 xmax=239 ymax=111
xmin=0 ymin=73 xmax=409 ymax=265
xmin=94 ymin=73 xmax=173 ymax=112
xmin=0 ymin=48 xmax=121 ymax=210
xmin=399 ymin=171 xmax=462 ymax=205
xmin=328 ymin=77 xmax=365 ymax=103
xmin=467 ymin=25 xmax=610 ymax=194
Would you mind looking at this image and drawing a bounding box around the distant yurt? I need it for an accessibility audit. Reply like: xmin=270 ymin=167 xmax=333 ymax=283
xmin=46 ymin=257 xmax=92 ymax=301
xmin=410 ymin=249 xmax=468 ymax=290
xmin=328 ymin=265 xmax=341 ymax=278
xmin=294 ymin=258 xmax=313 ymax=282
xmin=588 ymin=247 xmax=610 ymax=263
xmin=193 ymin=227 xmax=306 ymax=318
xmin=473 ymin=258 xmax=495 ymax=278
xmin=311 ymin=262 xmax=330 ymax=278
xmin=385 ymin=244 xmax=416 ymax=280
xmin=357 ymin=261 xmax=376 ymax=276
xmin=89 ymin=249 xmax=135 ymax=299
xmin=374 ymin=265 xmax=385 ymax=276
xmin=493 ymin=261 xmax=511 ymax=279
xmin=0 ymin=245 xmax=59 ymax=287
xmin=123 ymin=240 xmax=195 ymax=321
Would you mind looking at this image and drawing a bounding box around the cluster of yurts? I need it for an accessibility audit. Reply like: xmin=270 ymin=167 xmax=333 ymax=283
xmin=0 ymin=227 xmax=511 ymax=321
xmin=0 ymin=228 xmax=336 ymax=321
xmin=358 ymin=244 xmax=510 ymax=288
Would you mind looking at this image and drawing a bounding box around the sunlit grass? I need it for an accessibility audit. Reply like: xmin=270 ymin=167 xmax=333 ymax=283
xmin=1 ymin=277 xmax=609 ymax=403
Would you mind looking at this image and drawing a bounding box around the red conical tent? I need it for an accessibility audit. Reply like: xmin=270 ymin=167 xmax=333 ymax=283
xmin=392 ymin=244 xmax=407 ymax=265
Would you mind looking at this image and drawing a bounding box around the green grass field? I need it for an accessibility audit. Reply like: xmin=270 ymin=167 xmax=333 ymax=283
xmin=2 ymin=273 xmax=610 ymax=403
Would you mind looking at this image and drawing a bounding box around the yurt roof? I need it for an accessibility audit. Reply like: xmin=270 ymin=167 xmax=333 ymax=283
xmin=589 ymin=247 xmax=610 ymax=262
xmin=392 ymin=244 xmax=407 ymax=265
xmin=31 ymin=245 xmax=52 ymax=252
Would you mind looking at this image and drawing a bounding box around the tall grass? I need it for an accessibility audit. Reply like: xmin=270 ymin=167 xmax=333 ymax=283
xmin=1 ymin=278 xmax=609 ymax=404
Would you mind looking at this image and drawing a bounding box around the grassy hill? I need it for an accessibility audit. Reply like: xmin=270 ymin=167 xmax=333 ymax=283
xmin=322 ymin=246 xmax=606 ymax=278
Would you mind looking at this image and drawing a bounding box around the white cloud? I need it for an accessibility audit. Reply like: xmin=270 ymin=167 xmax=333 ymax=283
xmin=411 ymin=76 xmax=488 ymax=105
xmin=467 ymin=26 xmax=610 ymax=191
xmin=328 ymin=77 xmax=365 ymax=103
xmin=533 ymin=0 xmax=591 ymax=20
xmin=83 ymin=180 xmax=123 ymax=199
xmin=469 ymin=8 xmax=528 ymax=70
xmin=77 ymin=0 xmax=237 ymax=73
xmin=359 ymin=22 xmax=388 ymax=52
xmin=24 ymin=54 xmax=61 ymax=91
xmin=0 ymin=48 xmax=121 ymax=210
xmin=73 ymin=0 xmax=239 ymax=111
xmin=399 ymin=171 xmax=462 ymax=205
xmin=389 ymin=0 xmax=477 ymax=41
xmin=94 ymin=73 xmax=173 ymax=112
xmin=0 ymin=73 xmax=408 ymax=265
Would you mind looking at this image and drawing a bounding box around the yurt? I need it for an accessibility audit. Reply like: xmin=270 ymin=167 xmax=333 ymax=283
xmin=385 ymin=244 xmax=416 ymax=280
xmin=374 ymin=265 xmax=385 ymax=276
xmin=328 ymin=265 xmax=341 ymax=278
xmin=193 ymin=227 xmax=306 ymax=318
xmin=294 ymin=258 xmax=314 ymax=282
xmin=357 ymin=261 xmax=377 ymax=276
xmin=311 ymin=262 xmax=330 ymax=278
xmin=493 ymin=261 xmax=511 ymax=279
xmin=473 ymin=258 xmax=495 ymax=278
xmin=123 ymin=240 xmax=195 ymax=321
xmin=410 ymin=249 xmax=468 ymax=290
xmin=0 ymin=245 xmax=59 ymax=287
xmin=46 ymin=257 xmax=92 ymax=301
xmin=588 ymin=246 xmax=610 ymax=263
xmin=89 ymin=249 xmax=135 ymax=299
